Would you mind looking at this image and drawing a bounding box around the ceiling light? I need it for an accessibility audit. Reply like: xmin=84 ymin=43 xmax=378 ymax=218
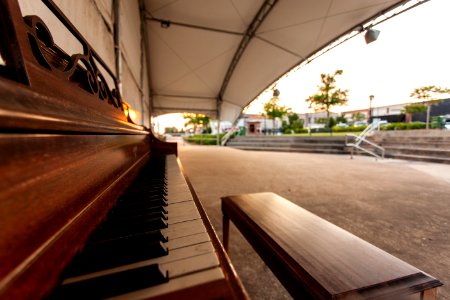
xmin=365 ymin=29 xmax=380 ymax=44
xmin=160 ymin=20 xmax=171 ymax=29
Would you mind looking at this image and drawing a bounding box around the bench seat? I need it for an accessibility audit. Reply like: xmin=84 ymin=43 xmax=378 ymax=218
xmin=221 ymin=192 xmax=442 ymax=300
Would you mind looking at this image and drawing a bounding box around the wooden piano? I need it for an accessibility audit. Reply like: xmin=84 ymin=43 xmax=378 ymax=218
xmin=0 ymin=0 xmax=247 ymax=298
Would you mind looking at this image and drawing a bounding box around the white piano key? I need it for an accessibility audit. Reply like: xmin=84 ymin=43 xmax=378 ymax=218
xmin=62 ymin=242 xmax=215 ymax=285
xmin=167 ymin=201 xmax=200 ymax=224
xmin=160 ymin=252 xmax=220 ymax=279
xmin=108 ymin=267 xmax=226 ymax=300
xmin=161 ymin=219 xmax=206 ymax=241
xmin=165 ymin=232 xmax=210 ymax=251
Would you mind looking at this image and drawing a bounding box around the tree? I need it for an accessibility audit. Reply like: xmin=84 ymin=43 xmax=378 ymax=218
xmin=164 ymin=126 xmax=179 ymax=134
xmin=351 ymin=112 xmax=366 ymax=122
xmin=335 ymin=114 xmax=347 ymax=124
xmin=410 ymin=85 xmax=450 ymax=129
xmin=282 ymin=112 xmax=304 ymax=134
xmin=402 ymin=103 xmax=427 ymax=123
xmin=183 ymin=113 xmax=210 ymax=133
xmin=305 ymin=70 xmax=349 ymax=134
xmin=262 ymin=89 xmax=290 ymax=134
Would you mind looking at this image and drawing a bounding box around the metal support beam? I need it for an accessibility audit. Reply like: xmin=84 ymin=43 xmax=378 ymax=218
xmin=216 ymin=97 xmax=222 ymax=145
xmin=145 ymin=16 xmax=243 ymax=36
xmin=153 ymin=107 xmax=217 ymax=113
xmin=153 ymin=94 xmax=216 ymax=100
xmin=140 ymin=1 xmax=155 ymax=121
xmin=217 ymin=0 xmax=278 ymax=103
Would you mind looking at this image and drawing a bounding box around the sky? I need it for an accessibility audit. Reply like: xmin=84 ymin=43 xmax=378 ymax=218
xmin=154 ymin=0 xmax=450 ymax=132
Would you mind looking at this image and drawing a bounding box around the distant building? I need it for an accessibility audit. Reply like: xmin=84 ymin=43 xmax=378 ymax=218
xmin=298 ymin=111 xmax=339 ymax=128
xmin=236 ymin=99 xmax=450 ymax=135
xmin=236 ymin=114 xmax=283 ymax=135
xmin=370 ymin=103 xmax=405 ymax=122
xmin=406 ymin=98 xmax=450 ymax=122
xmin=340 ymin=109 xmax=369 ymax=124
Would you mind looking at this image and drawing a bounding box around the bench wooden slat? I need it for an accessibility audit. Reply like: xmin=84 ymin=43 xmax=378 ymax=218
xmin=222 ymin=192 xmax=442 ymax=299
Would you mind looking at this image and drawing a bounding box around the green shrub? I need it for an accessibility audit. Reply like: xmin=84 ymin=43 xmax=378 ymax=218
xmin=380 ymin=122 xmax=425 ymax=130
xmin=431 ymin=116 xmax=445 ymax=129
xmin=183 ymin=133 xmax=226 ymax=145
xmin=332 ymin=125 xmax=366 ymax=132
xmin=295 ymin=128 xmax=309 ymax=134
xmin=285 ymin=128 xmax=308 ymax=134
xmin=310 ymin=128 xmax=330 ymax=133
xmin=407 ymin=122 xmax=426 ymax=130
xmin=382 ymin=123 xmax=406 ymax=130
xmin=202 ymin=127 xmax=212 ymax=134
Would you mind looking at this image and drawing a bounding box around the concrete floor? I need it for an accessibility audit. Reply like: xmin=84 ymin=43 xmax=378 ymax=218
xmin=177 ymin=143 xmax=450 ymax=300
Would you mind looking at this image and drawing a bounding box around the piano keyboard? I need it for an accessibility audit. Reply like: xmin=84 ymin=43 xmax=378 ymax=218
xmin=49 ymin=154 xmax=226 ymax=299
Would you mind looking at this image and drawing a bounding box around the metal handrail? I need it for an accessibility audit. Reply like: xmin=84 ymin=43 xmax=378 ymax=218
xmin=345 ymin=122 xmax=385 ymax=160
xmin=221 ymin=129 xmax=237 ymax=146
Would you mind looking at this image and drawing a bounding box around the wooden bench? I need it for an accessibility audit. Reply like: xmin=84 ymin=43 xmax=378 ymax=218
xmin=221 ymin=192 xmax=442 ymax=300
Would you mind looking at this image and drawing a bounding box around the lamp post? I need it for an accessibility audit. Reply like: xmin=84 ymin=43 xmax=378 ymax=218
xmin=369 ymin=95 xmax=374 ymax=123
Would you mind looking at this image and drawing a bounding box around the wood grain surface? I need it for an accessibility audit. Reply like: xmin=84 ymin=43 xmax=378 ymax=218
xmin=222 ymin=192 xmax=442 ymax=299
xmin=0 ymin=134 xmax=150 ymax=299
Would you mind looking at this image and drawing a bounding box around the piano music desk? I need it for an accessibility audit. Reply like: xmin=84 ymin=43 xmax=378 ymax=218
xmin=221 ymin=192 xmax=442 ymax=300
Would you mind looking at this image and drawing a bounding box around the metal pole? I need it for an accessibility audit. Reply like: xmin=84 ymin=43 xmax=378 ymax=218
xmin=217 ymin=119 xmax=221 ymax=145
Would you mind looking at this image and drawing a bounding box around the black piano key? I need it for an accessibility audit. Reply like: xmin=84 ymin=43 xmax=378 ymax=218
xmin=125 ymin=187 xmax=167 ymax=197
xmin=110 ymin=210 xmax=168 ymax=222
xmin=102 ymin=216 xmax=168 ymax=231
xmin=88 ymin=228 xmax=168 ymax=246
xmin=53 ymin=264 xmax=168 ymax=299
xmin=118 ymin=193 xmax=167 ymax=204
xmin=114 ymin=198 xmax=168 ymax=210
xmin=91 ymin=218 xmax=168 ymax=242
xmin=109 ymin=205 xmax=168 ymax=219
xmin=48 ymin=154 xmax=172 ymax=298
xmin=63 ymin=234 xmax=169 ymax=277
xmin=111 ymin=204 xmax=168 ymax=216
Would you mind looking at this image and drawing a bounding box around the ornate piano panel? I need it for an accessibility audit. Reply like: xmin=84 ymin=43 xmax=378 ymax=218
xmin=0 ymin=0 xmax=247 ymax=298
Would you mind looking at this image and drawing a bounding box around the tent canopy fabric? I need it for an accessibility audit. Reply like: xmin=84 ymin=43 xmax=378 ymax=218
xmin=144 ymin=0 xmax=412 ymax=123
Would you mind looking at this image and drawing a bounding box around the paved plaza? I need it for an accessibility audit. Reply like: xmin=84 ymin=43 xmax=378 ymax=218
xmin=178 ymin=144 xmax=450 ymax=299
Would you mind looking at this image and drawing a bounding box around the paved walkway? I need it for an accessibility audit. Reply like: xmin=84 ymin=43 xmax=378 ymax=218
xmin=177 ymin=143 xmax=450 ymax=300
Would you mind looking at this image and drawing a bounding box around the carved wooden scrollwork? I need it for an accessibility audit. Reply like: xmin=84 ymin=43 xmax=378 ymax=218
xmin=23 ymin=1 xmax=123 ymax=111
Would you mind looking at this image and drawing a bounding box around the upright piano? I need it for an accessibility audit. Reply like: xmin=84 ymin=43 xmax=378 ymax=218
xmin=0 ymin=0 xmax=247 ymax=298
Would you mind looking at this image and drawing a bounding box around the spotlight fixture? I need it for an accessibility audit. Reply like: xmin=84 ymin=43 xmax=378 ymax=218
xmin=160 ymin=20 xmax=171 ymax=29
xmin=352 ymin=25 xmax=364 ymax=33
xmin=365 ymin=29 xmax=380 ymax=44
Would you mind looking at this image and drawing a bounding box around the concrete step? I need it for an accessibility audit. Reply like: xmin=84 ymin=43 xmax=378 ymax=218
xmin=230 ymin=140 xmax=345 ymax=145
xmin=379 ymin=141 xmax=450 ymax=149
xmin=229 ymin=133 xmax=450 ymax=164
xmin=384 ymin=146 xmax=450 ymax=158
xmin=385 ymin=153 xmax=450 ymax=164
xmin=231 ymin=137 xmax=346 ymax=144
xmin=231 ymin=146 xmax=347 ymax=155
xmin=229 ymin=142 xmax=344 ymax=150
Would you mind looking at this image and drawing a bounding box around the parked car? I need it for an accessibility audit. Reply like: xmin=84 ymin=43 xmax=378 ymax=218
xmin=335 ymin=122 xmax=349 ymax=128
xmin=353 ymin=121 xmax=367 ymax=127
xmin=376 ymin=120 xmax=388 ymax=126
xmin=444 ymin=115 xmax=450 ymax=130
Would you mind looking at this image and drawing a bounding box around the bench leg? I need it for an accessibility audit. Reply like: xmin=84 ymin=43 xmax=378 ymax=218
xmin=421 ymin=288 xmax=437 ymax=300
xmin=223 ymin=213 xmax=230 ymax=252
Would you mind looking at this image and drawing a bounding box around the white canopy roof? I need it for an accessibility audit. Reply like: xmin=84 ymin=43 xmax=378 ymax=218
xmin=144 ymin=0 xmax=413 ymax=123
